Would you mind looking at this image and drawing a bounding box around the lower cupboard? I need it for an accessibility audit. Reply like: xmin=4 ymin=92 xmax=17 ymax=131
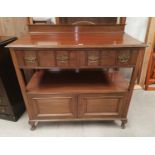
xmin=28 ymin=93 xmax=126 ymax=120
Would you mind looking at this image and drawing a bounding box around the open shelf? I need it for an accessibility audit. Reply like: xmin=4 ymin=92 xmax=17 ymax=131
xmin=26 ymin=69 xmax=129 ymax=94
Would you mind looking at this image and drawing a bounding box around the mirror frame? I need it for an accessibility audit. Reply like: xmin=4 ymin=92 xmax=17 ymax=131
xmin=28 ymin=17 xmax=126 ymax=25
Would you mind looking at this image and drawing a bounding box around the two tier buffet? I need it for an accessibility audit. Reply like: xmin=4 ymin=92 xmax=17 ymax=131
xmin=7 ymin=19 xmax=146 ymax=130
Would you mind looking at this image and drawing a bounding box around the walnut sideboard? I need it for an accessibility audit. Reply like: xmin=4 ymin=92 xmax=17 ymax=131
xmin=7 ymin=25 xmax=146 ymax=130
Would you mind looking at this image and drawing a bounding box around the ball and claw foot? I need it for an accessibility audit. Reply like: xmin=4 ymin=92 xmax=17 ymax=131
xmin=29 ymin=121 xmax=38 ymax=131
xmin=121 ymin=120 xmax=128 ymax=129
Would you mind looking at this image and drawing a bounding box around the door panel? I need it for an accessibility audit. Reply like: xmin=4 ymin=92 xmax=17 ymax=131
xmin=78 ymin=94 xmax=125 ymax=118
xmin=28 ymin=94 xmax=77 ymax=119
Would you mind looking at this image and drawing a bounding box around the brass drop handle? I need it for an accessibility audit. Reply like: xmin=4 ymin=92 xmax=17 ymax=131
xmin=24 ymin=55 xmax=37 ymax=63
xmin=88 ymin=55 xmax=99 ymax=63
xmin=118 ymin=55 xmax=130 ymax=63
xmin=57 ymin=55 xmax=69 ymax=63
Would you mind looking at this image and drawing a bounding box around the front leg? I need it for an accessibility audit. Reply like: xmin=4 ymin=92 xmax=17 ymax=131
xmin=121 ymin=120 xmax=128 ymax=129
xmin=29 ymin=121 xmax=38 ymax=131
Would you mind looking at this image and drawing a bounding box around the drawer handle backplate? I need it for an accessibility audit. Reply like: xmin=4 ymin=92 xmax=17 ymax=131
xmin=57 ymin=55 xmax=69 ymax=63
xmin=88 ymin=55 xmax=99 ymax=63
xmin=118 ymin=55 xmax=130 ymax=63
xmin=24 ymin=56 xmax=37 ymax=63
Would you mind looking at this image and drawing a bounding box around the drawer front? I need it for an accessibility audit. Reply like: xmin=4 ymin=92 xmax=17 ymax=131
xmin=28 ymin=94 xmax=77 ymax=119
xmin=79 ymin=50 xmax=116 ymax=67
xmin=15 ymin=49 xmax=139 ymax=68
xmin=78 ymin=94 xmax=125 ymax=118
xmin=117 ymin=49 xmax=139 ymax=66
xmin=38 ymin=51 xmax=55 ymax=67
xmin=16 ymin=51 xmax=38 ymax=67
xmin=82 ymin=49 xmax=138 ymax=67
xmin=56 ymin=51 xmax=77 ymax=67
xmin=100 ymin=50 xmax=116 ymax=66
xmin=16 ymin=51 xmax=56 ymax=68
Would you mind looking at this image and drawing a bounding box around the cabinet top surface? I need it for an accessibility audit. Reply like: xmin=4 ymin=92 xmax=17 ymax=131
xmin=7 ymin=32 xmax=146 ymax=48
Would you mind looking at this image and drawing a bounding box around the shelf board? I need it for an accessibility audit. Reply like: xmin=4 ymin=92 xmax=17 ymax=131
xmin=26 ymin=69 xmax=129 ymax=94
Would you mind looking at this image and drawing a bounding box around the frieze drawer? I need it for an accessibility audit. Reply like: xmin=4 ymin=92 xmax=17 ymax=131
xmin=15 ymin=49 xmax=139 ymax=68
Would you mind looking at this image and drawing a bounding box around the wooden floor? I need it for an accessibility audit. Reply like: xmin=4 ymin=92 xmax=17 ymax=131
xmin=0 ymin=89 xmax=155 ymax=137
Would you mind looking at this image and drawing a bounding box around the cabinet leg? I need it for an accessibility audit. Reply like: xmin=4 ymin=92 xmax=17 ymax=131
xmin=29 ymin=121 xmax=38 ymax=131
xmin=121 ymin=120 xmax=128 ymax=129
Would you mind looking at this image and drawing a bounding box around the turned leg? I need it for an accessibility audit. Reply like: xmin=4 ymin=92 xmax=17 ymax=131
xmin=29 ymin=121 xmax=38 ymax=131
xmin=121 ymin=120 xmax=128 ymax=129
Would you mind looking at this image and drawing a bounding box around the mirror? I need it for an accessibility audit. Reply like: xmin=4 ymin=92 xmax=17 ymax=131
xmin=28 ymin=17 xmax=126 ymax=25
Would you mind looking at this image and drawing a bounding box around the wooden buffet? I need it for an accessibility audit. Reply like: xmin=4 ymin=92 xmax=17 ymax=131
xmin=7 ymin=24 xmax=146 ymax=130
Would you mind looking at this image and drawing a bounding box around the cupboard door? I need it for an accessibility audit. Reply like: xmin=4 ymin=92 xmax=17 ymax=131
xmin=28 ymin=94 xmax=77 ymax=119
xmin=78 ymin=94 xmax=125 ymax=118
